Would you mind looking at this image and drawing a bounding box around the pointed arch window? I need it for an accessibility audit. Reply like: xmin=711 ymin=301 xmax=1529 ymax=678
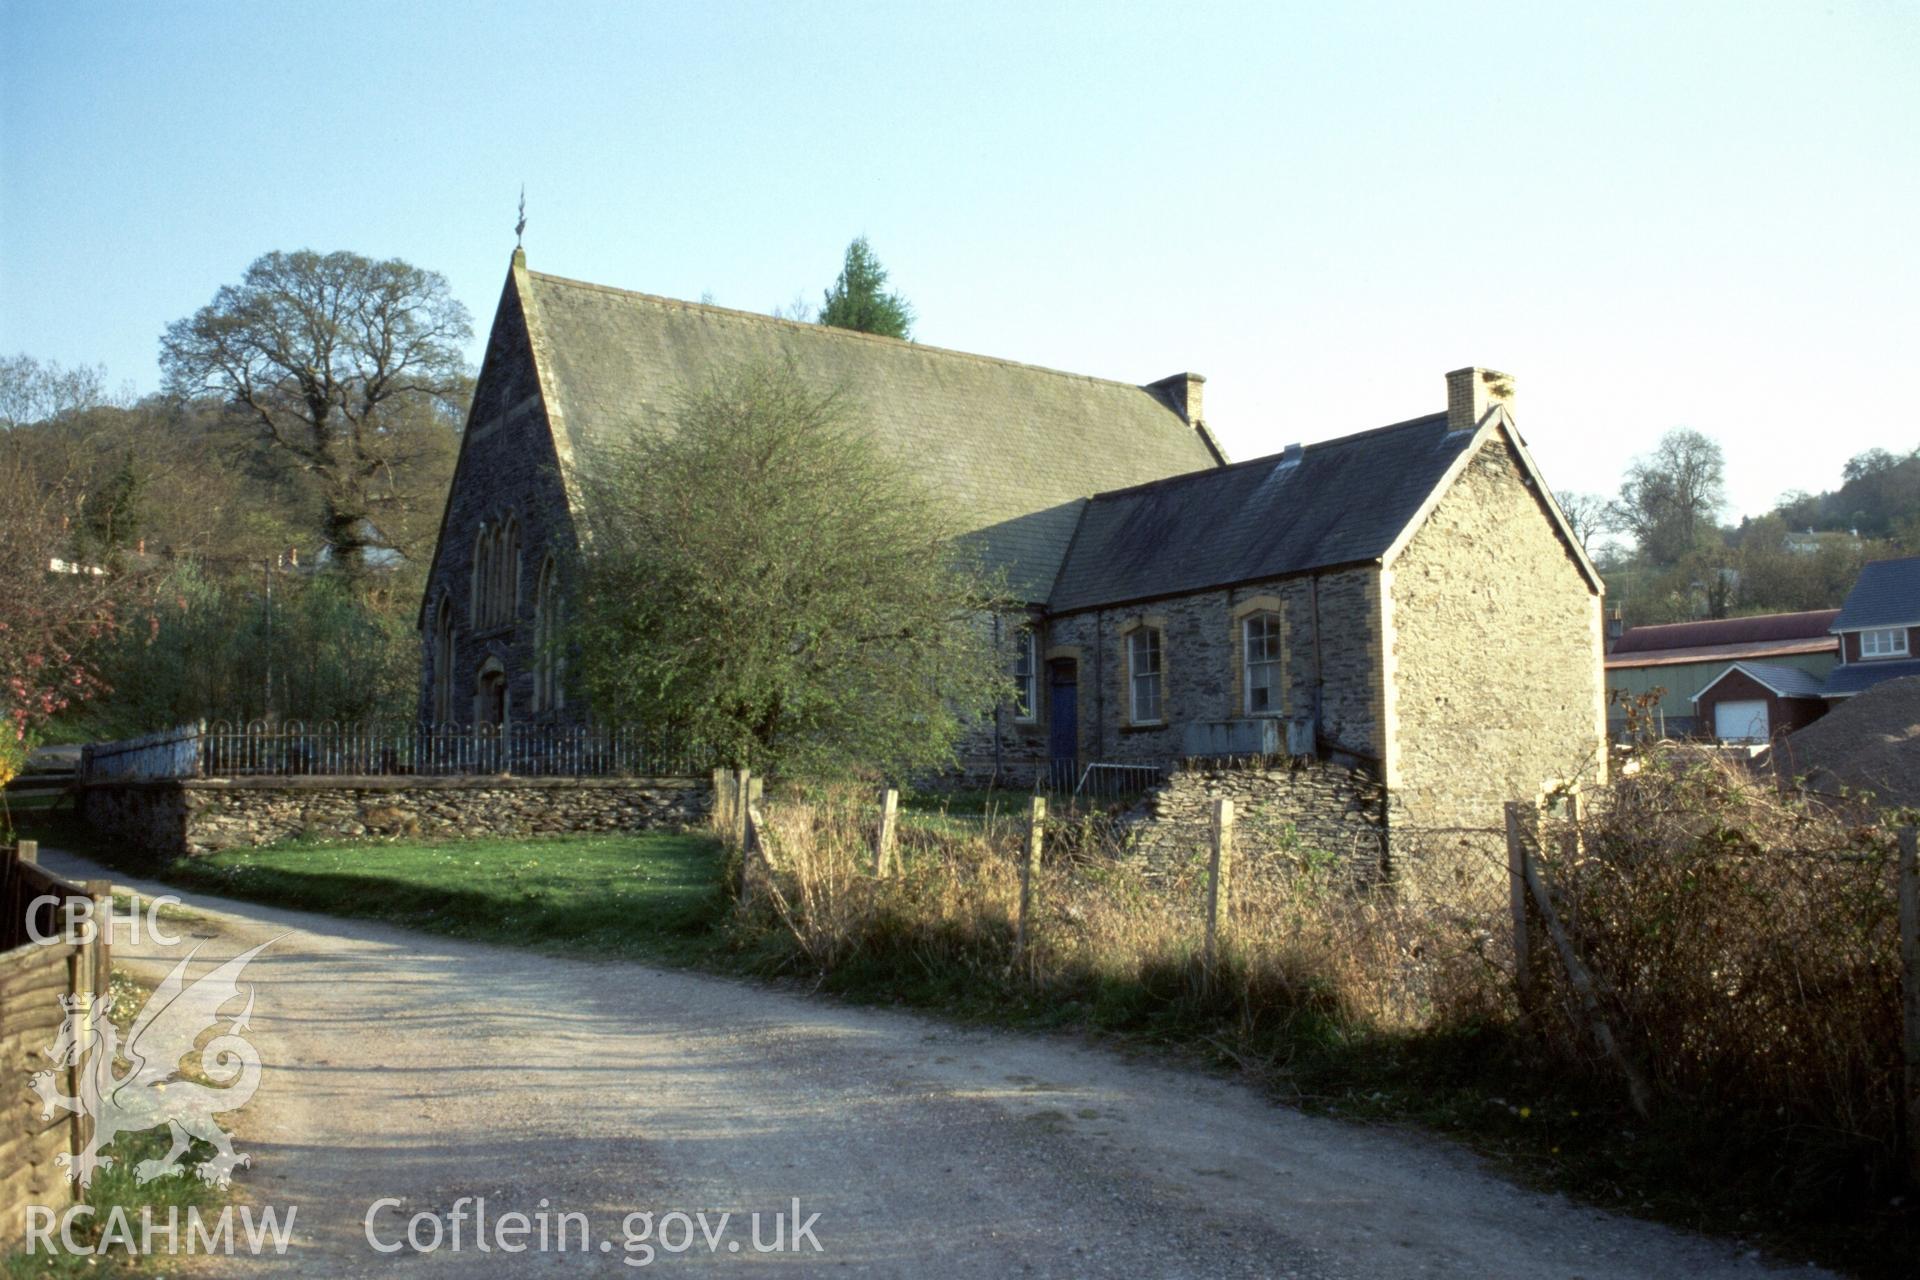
xmin=470 ymin=513 xmax=522 ymax=630
xmin=532 ymin=554 xmax=566 ymax=713
xmin=431 ymin=596 xmax=455 ymax=725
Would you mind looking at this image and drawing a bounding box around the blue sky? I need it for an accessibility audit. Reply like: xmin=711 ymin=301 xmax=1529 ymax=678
xmin=3 ymin=0 xmax=1913 ymax=518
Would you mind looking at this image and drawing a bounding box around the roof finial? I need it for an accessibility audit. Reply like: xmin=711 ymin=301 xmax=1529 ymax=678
xmin=515 ymin=185 xmax=527 ymax=249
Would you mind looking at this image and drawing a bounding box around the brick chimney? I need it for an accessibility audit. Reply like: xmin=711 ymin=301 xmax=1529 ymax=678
xmin=1445 ymin=367 xmax=1515 ymax=433
xmin=1146 ymin=372 xmax=1206 ymax=428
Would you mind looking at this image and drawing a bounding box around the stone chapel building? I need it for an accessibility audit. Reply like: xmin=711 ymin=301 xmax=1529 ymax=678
xmin=419 ymin=251 xmax=1606 ymax=858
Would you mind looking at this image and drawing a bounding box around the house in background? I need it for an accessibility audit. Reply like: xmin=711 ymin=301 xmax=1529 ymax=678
xmin=1604 ymin=610 xmax=1839 ymax=738
xmin=1689 ymin=662 xmax=1829 ymax=743
xmin=1823 ymin=555 xmax=1920 ymax=700
xmin=419 ymin=251 xmax=1607 ymax=871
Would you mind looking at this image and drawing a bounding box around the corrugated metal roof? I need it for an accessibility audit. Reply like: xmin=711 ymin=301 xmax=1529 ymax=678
xmin=522 ymin=269 xmax=1223 ymax=602
xmin=1605 ymin=636 xmax=1838 ymax=669
xmin=1824 ymin=657 xmax=1920 ymax=697
xmin=1610 ymin=609 xmax=1840 ymax=656
xmin=1832 ymin=556 xmax=1920 ymax=632
xmin=1047 ymin=413 xmax=1476 ymax=613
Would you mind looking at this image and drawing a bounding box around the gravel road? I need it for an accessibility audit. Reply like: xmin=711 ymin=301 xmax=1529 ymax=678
xmin=40 ymin=848 xmax=1827 ymax=1278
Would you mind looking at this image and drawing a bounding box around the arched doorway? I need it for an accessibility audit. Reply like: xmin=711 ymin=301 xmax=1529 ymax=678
xmin=474 ymin=657 xmax=508 ymax=729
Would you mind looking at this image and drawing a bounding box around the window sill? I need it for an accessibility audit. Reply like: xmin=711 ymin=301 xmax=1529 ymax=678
xmin=1121 ymin=721 xmax=1165 ymax=733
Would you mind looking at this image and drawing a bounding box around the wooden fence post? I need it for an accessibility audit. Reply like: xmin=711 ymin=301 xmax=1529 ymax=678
xmin=1504 ymin=802 xmax=1537 ymax=1006
xmin=733 ymin=769 xmax=751 ymax=853
xmin=1520 ymin=840 xmax=1653 ymax=1119
xmin=87 ymin=879 xmax=113 ymax=1001
xmin=1205 ymin=798 xmax=1235 ymax=969
xmin=1015 ymin=795 xmax=1045 ymax=965
xmin=712 ymin=767 xmax=729 ymax=832
xmin=1899 ymin=825 xmax=1919 ymax=1187
xmin=874 ymin=788 xmax=899 ymax=877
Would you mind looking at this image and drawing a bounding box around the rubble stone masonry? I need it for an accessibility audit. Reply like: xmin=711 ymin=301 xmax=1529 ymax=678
xmin=1385 ymin=436 xmax=1605 ymax=864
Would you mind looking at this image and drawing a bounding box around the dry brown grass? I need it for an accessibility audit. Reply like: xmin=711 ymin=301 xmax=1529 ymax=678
xmin=1534 ymin=752 xmax=1904 ymax=1197
xmin=716 ymin=760 xmax=1914 ymax=1271
xmin=730 ymin=784 xmax=1500 ymax=1055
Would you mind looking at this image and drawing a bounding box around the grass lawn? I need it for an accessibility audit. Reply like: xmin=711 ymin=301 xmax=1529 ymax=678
xmin=159 ymin=832 xmax=733 ymax=963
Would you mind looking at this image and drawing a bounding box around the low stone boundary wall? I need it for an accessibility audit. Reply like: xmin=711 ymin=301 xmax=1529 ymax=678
xmin=80 ymin=775 xmax=711 ymax=859
xmin=1125 ymin=756 xmax=1388 ymax=879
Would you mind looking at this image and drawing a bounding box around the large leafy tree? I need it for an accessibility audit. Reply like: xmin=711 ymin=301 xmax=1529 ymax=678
xmin=817 ymin=237 xmax=914 ymax=339
xmin=160 ymin=250 xmax=472 ymax=572
xmin=572 ymin=361 xmax=1005 ymax=776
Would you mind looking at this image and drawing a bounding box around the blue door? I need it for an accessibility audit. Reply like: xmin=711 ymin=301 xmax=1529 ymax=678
xmin=1048 ymin=660 xmax=1078 ymax=790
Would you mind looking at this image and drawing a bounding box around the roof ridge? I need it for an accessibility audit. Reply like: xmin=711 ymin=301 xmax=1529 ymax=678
xmin=1625 ymin=607 xmax=1842 ymax=631
xmin=523 ymin=268 xmax=1188 ymax=401
xmin=1080 ymin=411 xmax=1449 ymax=504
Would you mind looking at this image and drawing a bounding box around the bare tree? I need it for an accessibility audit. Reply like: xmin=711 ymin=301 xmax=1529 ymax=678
xmin=160 ymin=250 xmax=472 ymax=572
xmin=770 ymin=292 xmax=816 ymax=323
xmin=0 ymin=354 xmax=108 ymax=431
xmin=1554 ymin=489 xmax=1613 ymax=554
xmin=0 ymin=438 xmax=123 ymax=744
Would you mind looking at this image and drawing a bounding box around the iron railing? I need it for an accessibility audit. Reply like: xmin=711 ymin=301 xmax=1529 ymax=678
xmin=1070 ymin=761 xmax=1168 ymax=802
xmin=82 ymin=722 xmax=704 ymax=781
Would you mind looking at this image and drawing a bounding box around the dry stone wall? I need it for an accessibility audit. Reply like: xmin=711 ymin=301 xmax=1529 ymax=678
xmin=1125 ymin=756 xmax=1387 ymax=880
xmin=80 ymin=776 xmax=709 ymax=859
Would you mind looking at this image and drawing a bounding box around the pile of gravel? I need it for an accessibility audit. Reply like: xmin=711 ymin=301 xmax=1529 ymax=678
xmin=1782 ymin=675 xmax=1920 ymax=810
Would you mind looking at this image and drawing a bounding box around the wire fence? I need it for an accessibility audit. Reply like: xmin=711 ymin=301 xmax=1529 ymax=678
xmin=81 ymin=721 xmax=707 ymax=781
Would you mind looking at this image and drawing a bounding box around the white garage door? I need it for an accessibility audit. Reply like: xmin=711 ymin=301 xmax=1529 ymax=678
xmin=1714 ymin=699 xmax=1770 ymax=742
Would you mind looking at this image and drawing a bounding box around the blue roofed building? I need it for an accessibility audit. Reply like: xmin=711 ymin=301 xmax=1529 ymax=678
xmin=1823 ymin=555 xmax=1920 ymax=699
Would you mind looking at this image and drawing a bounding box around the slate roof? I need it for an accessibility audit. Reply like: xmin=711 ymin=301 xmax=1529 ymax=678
xmin=1047 ymin=413 xmax=1479 ymax=613
xmin=1824 ymin=658 xmax=1920 ymax=697
xmin=1831 ymin=556 xmax=1920 ymax=632
xmin=1692 ymin=661 xmax=1829 ymax=702
xmin=1609 ymin=610 xmax=1839 ymax=658
xmin=520 ymin=268 xmax=1223 ymax=601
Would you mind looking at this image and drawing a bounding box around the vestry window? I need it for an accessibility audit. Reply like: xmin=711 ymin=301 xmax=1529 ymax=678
xmin=1243 ymin=612 xmax=1283 ymax=714
xmin=1011 ymin=626 xmax=1038 ymax=722
xmin=1128 ymin=628 xmax=1163 ymax=724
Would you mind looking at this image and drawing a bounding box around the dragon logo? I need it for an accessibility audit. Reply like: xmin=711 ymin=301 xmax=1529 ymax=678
xmin=30 ymin=939 xmax=278 ymax=1187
